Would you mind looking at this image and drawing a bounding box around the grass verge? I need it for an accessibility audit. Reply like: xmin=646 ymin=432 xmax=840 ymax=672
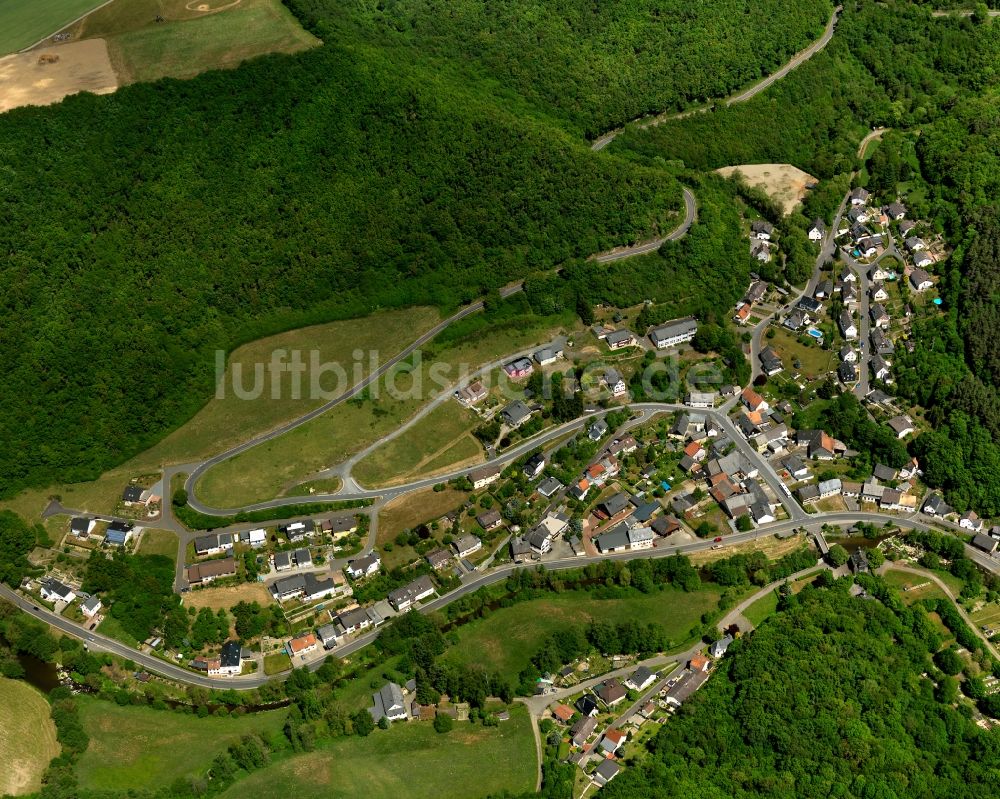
xmin=216 ymin=705 xmax=536 ymax=799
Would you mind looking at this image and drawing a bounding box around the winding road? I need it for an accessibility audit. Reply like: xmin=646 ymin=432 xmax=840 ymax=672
xmin=591 ymin=6 xmax=842 ymax=151
xmin=589 ymin=187 xmax=697 ymax=262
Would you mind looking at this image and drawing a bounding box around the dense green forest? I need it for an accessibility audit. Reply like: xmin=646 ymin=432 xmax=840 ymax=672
xmin=617 ymin=3 xmax=1000 ymax=515
xmin=0 ymin=0 xmax=829 ymax=500
xmin=613 ymin=4 xmax=999 ymax=177
xmin=285 ymin=0 xmax=833 ymax=136
xmin=599 ymin=580 xmax=1000 ymax=799
xmin=0 ymin=38 xmax=683 ymax=498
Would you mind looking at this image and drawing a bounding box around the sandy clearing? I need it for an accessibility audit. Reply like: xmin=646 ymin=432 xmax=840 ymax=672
xmin=0 ymin=38 xmax=116 ymax=114
xmin=183 ymin=581 xmax=273 ymax=610
xmin=716 ymin=163 xmax=817 ymax=216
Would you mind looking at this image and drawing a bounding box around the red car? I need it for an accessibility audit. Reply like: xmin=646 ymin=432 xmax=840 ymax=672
xmin=713 ymin=537 xmax=723 ymax=543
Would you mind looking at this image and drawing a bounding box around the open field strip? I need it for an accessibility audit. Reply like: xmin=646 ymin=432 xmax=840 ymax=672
xmin=0 ymin=0 xmax=108 ymax=54
xmin=0 ymin=307 xmax=437 ymax=520
xmin=0 ymin=678 xmax=59 ymax=796
xmin=444 ymin=586 xmax=730 ymax=678
xmin=215 ymin=704 xmax=536 ymax=799
xmin=195 ymin=313 xmax=574 ymax=508
xmin=75 ymin=697 xmax=287 ymax=792
xmin=353 ymin=402 xmax=482 ymax=487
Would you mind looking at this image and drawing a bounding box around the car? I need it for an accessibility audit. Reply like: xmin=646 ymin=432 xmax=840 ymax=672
xmin=713 ymin=537 xmax=723 ymax=543
xmin=712 ymin=544 xmax=724 ymax=550
xmin=32 ymin=605 xmax=39 ymax=611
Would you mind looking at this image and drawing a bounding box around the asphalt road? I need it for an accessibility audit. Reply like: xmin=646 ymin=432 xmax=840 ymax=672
xmin=725 ymin=7 xmax=841 ymax=105
xmin=11 ymin=505 xmax=995 ymax=690
xmin=184 ymin=284 xmax=525 ymax=513
xmin=590 ymin=187 xmax=697 ymax=263
xmin=591 ymin=6 xmax=841 ymax=150
xmin=749 ymin=193 xmax=846 ymax=381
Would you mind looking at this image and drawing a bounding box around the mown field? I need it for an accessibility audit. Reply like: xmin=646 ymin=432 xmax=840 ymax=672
xmin=444 ymin=586 xmax=727 ymax=677
xmin=75 ymin=699 xmax=287 ymax=792
xmin=136 ymin=528 xmax=179 ymax=562
xmin=194 ymin=310 xmax=574 ymax=507
xmin=352 ymin=402 xmax=483 ymax=487
xmin=0 ymin=0 xmax=105 ymax=54
xmin=0 ymin=307 xmax=437 ymax=520
xmin=107 ymin=0 xmax=319 ymax=84
xmin=216 ymin=705 xmax=536 ymax=799
xmin=0 ymin=678 xmax=59 ymax=796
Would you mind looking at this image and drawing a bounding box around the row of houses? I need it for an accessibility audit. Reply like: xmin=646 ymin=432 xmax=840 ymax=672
xmin=69 ymin=517 xmax=136 ymax=547
xmin=591 ymin=317 xmax=698 ymax=352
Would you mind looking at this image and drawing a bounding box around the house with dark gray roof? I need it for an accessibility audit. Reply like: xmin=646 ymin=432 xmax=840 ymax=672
xmin=649 ymin=317 xmax=697 ymax=349
xmin=370 ymin=682 xmax=407 ymax=723
xmin=501 ymin=401 xmax=533 ymax=428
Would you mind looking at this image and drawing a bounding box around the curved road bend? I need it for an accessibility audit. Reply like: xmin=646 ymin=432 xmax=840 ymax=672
xmin=590 ymin=187 xmax=697 ymax=263
xmin=183 ymin=283 xmax=525 ymax=508
xmin=182 ymin=401 xmax=803 ymax=522
xmin=591 ymin=6 xmax=842 ymax=150
xmin=186 ymin=186 xmax=700 ymax=516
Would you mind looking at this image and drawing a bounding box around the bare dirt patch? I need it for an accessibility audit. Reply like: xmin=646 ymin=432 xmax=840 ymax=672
xmin=0 ymin=38 xmax=116 ymax=113
xmin=183 ymin=581 xmax=273 ymax=610
xmin=716 ymin=163 xmax=817 ymax=216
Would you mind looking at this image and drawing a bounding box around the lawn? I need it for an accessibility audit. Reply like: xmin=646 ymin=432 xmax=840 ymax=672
xmin=881 ymin=569 xmax=949 ymax=604
xmin=136 ymin=528 xmax=179 ymax=562
xmin=766 ymin=327 xmax=837 ymax=380
xmin=743 ymin=591 xmax=779 ymax=628
xmin=378 ymin=487 xmax=468 ymax=539
xmin=0 ymin=678 xmax=59 ymax=796
xmin=184 ymin=582 xmax=274 ymax=612
xmin=0 ymin=308 xmax=437 ymax=522
xmin=353 ymin=403 xmax=482 ymax=487
xmin=97 ymin=614 xmax=141 ymax=649
xmin=286 ymin=476 xmax=342 ymax=497
xmin=969 ymin=601 xmax=1000 ymax=631
xmin=195 ymin=313 xmax=570 ymax=508
xmin=103 ymin=0 xmax=320 ymax=84
xmin=0 ymin=0 xmax=106 ymax=54
xmin=216 ymin=705 xmax=536 ymax=799
xmin=263 ymin=653 xmax=291 ymax=675
xmin=75 ymin=699 xmax=287 ymax=792
xmin=445 ymin=586 xmax=724 ymax=678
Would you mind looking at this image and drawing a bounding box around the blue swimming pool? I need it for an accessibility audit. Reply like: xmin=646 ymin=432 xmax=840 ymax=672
xmin=807 ymin=328 xmax=823 ymax=339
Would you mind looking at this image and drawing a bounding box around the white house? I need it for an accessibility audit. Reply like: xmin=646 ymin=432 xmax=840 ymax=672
xmin=453 ymin=535 xmax=483 ymax=559
xmin=960 ymin=511 xmax=983 ymax=532
xmin=39 ymin=578 xmax=75 ymax=604
xmin=469 ymin=465 xmax=502 ymax=490
xmin=850 ymin=187 xmax=870 ymax=206
xmin=70 ymin=517 xmax=96 ymax=538
xmin=685 ymin=391 xmax=717 ymax=409
xmin=913 ymin=251 xmax=934 ymax=269
xmin=346 ymin=553 xmax=381 ymax=579
xmin=839 ymin=310 xmax=858 ymax=340
xmin=807 ymin=220 xmax=825 ymax=241
xmin=649 ymin=317 xmax=698 ymax=349
xmin=910 ymin=268 xmax=934 ymax=291
xmin=751 ymin=220 xmax=774 ymax=240
xmin=604 ymin=368 xmax=627 ymax=398
xmin=80 ymin=595 xmax=102 ymax=617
